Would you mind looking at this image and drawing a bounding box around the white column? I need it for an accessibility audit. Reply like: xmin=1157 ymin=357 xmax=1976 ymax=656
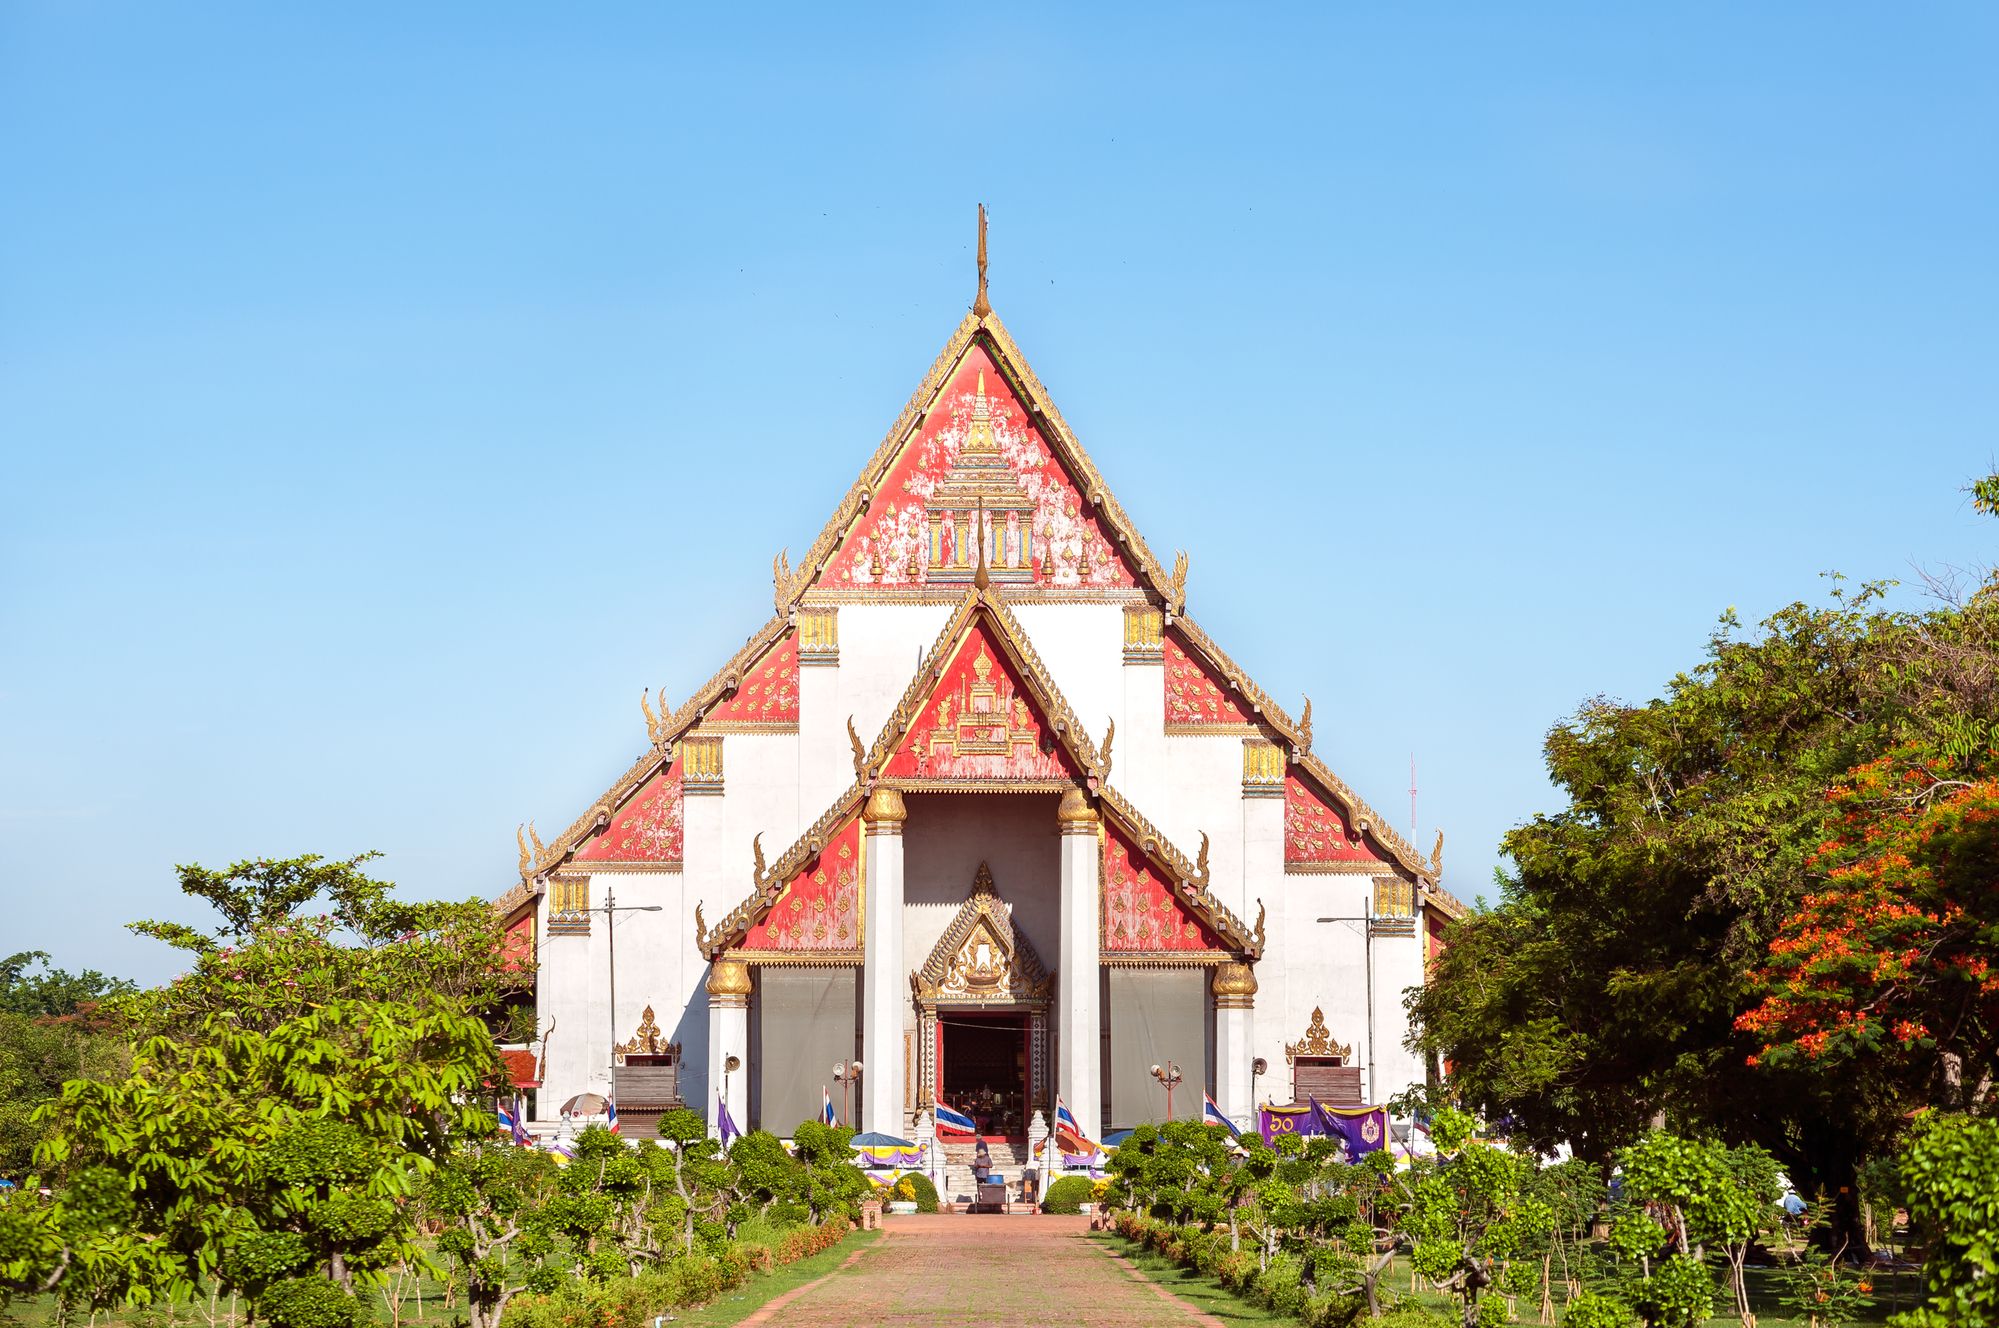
xmin=1057 ymin=789 xmax=1103 ymax=1136
xmin=706 ymin=957 xmax=750 ymax=1138
xmin=1213 ymin=962 xmax=1257 ymax=1129
xmin=861 ymin=787 xmax=907 ymax=1135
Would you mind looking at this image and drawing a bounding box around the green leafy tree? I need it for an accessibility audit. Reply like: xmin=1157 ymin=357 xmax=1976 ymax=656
xmin=120 ymin=853 xmax=529 ymax=1040
xmin=0 ymin=1010 xmax=128 ymax=1182
xmin=1891 ymin=1112 xmax=1999 ymax=1328
xmin=1410 ymin=572 xmax=1999 ymax=1250
xmin=1401 ymin=1107 xmax=1551 ymax=1328
xmin=727 ymin=1130 xmax=807 ymax=1219
xmin=0 ymin=951 xmax=135 ymax=1018
xmin=786 ymin=1122 xmax=867 ymax=1224
xmin=645 ymin=1109 xmax=737 ymax=1253
xmin=1610 ymin=1132 xmax=1780 ymax=1326
xmin=418 ymin=1143 xmax=561 ymax=1328
xmin=30 ymin=999 xmax=497 ymax=1326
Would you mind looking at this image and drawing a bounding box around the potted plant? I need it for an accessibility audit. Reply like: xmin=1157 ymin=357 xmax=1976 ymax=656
xmin=887 ymin=1174 xmax=920 ymax=1215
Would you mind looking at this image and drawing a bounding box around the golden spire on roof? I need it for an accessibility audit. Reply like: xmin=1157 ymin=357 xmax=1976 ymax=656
xmin=973 ymin=203 xmax=991 ymax=318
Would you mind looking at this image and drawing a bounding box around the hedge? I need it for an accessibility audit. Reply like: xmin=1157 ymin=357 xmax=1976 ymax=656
xmin=893 ymin=1170 xmax=941 ymax=1213
xmin=1042 ymin=1176 xmax=1097 ymax=1213
xmin=507 ymin=1215 xmax=852 ymax=1328
xmin=1109 ymin=1212 xmax=1450 ymax=1328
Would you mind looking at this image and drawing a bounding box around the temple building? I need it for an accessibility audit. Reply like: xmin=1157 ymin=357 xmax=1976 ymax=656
xmin=497 ymin=229 xmax=1464 ymax=1152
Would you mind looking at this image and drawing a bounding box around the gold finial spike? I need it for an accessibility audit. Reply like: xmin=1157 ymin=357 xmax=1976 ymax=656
xmin=973 ymin=495 xmax=991 ymax=590
xmin=972 ymin=203 xmax=991 ymax=318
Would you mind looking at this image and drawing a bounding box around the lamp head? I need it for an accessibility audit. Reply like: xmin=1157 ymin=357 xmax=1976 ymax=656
xmin=724 ymin=1054 xmax=741 ymax=1073
xmin=1252 ymin=1057 xmax=1268 ymax=1076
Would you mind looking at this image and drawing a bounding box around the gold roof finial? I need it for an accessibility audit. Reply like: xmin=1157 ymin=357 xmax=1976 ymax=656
xmin=973 ymin=203 xmax=991 ymax=318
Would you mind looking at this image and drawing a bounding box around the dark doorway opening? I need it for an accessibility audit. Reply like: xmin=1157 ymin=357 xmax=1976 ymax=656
xmin=939 ymin=1012 xmax=1029 ymax=1141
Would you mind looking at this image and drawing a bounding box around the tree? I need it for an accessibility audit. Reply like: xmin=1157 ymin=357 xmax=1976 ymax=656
xmin=786 ymin=1122 xmax=867 ymax=1224
xmin=1409 ymin=572 xmax=1999 ymax=1249
xmin=1890 ymin=1112 xmax=1999 ymax=1328
xmin=1401 ymin=1107 xmax=1551 ymax=1328
xmin=1610 ymin=1132 xmax=1780 ymax=1326
xmin=419 ymin=1144 xmax=561 ymax=1328
xmin=0 ymin=1010 xmax=128 ymax=1182
xmin=30 ymin=999 xmax=498 ymax=1326
xmin=1738 ymin=746 xmax=1999 ymax=1107
xmin=0 ymin=951 xmax=135 ymax=1018
xmin=646 ymin=1108 xmax=736 ymax=1254
xmin=119 ymin=853 xmax=529 ymax=1041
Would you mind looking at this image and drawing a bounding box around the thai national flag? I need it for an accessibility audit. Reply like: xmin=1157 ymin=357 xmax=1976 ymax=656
xmin=606 ymin=1096 xmax=621 ymax=1135
xmin=934 ymin=1102 xmax=978 ymax=1139
xmin=1054 ymin=1095 xmax=1098 ymax=1154
xmin=821 ymin=1086 xmax=838 ymax=1125
xmin=717 ymin=1092 xmax=741 ymax=1149
xmin=1202 ymin=1092 xmax=1242 ymax=1139
xmin=498 ymin=1099 xmax=533 ymax=1147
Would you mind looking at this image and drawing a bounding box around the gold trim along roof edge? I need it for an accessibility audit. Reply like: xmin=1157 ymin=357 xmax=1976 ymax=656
xmin=696 ymin=584 xmax=1262 ymax=960
xmin=513 ymin=613 xmax=794 ymax=883
xmin=508 ymin=299 xmax=1456 ymax=916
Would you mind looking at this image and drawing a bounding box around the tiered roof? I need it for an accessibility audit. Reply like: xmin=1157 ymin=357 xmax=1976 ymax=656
xmin=507 ymin=285 xmax=1463 ymax=924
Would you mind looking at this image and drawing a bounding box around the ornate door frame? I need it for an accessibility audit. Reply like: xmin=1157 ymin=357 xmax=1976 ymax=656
xmin=910 ymin=863 xmax=1053 ymax=1117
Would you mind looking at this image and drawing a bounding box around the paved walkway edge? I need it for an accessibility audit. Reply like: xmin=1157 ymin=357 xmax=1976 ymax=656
xmin=736 ymin=1232 xmax=884 ymax=1327
xmin=1099 ymin=1241 xmax=1234 ymax=1328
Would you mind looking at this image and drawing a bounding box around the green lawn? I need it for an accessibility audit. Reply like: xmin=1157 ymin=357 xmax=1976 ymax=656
xmin=0 ymin=1229 xmax=887 ymax=1328
xmin=1097 ymin=1236 xmax=1297 ymax=1326
xmin=667 ymin=1228 xmax=882 ymax=1328
xmin=1096 ymin=1234 xmax=1926 ymax=1327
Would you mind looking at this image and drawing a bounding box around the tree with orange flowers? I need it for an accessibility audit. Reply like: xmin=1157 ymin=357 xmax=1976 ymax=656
xmin=1411 ymin=473 xmax=1999 ymax=1257
xmin=1738 ymin=747 xmax=1999 ymax=1107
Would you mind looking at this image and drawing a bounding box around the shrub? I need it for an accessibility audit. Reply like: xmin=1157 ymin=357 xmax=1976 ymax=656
xmin=1043 ymin=1175 xmax=1097 ymax=1213
xmin=258 ymin=1278 xmax=366 ymax=1328
xmin=1559 ymin=1292 xmax=1633 ymax=1328
xmin=895 ymin=1176 xmax=939 ymax=1216
xmin=1371 ymin=1308 xmax=1456 ymax=1328
xmin=1260 ymin=1253 xmax=1308 ymax=1316
xmin=1216 ymin=1249 xmax=1259 ymax=1292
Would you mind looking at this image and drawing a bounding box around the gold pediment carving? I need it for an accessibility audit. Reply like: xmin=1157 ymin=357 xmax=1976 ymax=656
xmin=615 ymin=1005 xmax=682 ymax=1064
xmin=911 ymin=862 xmax=1052 ymax=1007
xmin=1285 ymin=1006 xmax=1351 ymax=1064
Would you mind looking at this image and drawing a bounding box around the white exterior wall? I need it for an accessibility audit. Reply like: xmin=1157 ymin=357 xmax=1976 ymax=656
xmin=900 ymin=793 xmax=1061 ymax=975
xmin=528 ymin=599 xmax=1438 ymax=1121
xmin=1010 ymin=603 xmax=1125 ymax=760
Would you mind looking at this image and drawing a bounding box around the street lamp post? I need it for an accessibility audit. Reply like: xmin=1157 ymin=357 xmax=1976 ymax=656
xmin=723 ymin=1054 xmax=742 ymax=1104
xmin=833 ymin=1060 xmax=863 ymax=1127
xmin=1316 ymin=914 xmax=1374 ymax=1102
xmin=1149 ymin=1061 xmax=1184 ymax=1121
xmin=588 ymin=884 xmax=663 ymax=1080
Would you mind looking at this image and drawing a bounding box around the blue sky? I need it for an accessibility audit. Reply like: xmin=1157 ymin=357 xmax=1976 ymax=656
xmin=4 ymin=5 xmax=1994 ymax=984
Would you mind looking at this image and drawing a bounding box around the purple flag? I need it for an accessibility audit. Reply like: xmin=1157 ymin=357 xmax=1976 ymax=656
xmin=717 ymin=1092 xmax=741 ymax=1149
xmin=1314 ymin=1102 xmax=1388 ymax=1163
xmin=1257 ymin=1097 xmax=1387 ymax=1162
xmin=1257 ymin=1099 xmax=1328 ymax=1144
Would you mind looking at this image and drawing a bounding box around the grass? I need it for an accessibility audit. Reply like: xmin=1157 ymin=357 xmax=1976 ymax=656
xmin=1093 ymin=1235 xmax=1305 ymax=1326
xmin=1096 ymin=1234 xmax=1928 ymax=1327
xmin=663 ymin=1228 xmax=882 ymax=1328
xmin=0 ymin=1229 xmax=887 ymax=1328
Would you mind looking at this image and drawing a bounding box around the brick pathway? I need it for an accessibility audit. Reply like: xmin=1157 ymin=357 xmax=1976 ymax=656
xmin=740 ymin=1214 xmax=1226 ymax=1327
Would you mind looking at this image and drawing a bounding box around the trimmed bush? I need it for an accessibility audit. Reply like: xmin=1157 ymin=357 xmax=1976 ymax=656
xmin=1042 ymin=1175 xmax=1097 ymax=1213
xmin=892 ymin=1169 xmax=940 ymax=1213
xmin=1369 ymin=1308 xmax=1455 ymax=1328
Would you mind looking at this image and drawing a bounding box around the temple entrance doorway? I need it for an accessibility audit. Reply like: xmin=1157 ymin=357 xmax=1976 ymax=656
xmin=938 ymin=1011 xmax=1029 ymax=1141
